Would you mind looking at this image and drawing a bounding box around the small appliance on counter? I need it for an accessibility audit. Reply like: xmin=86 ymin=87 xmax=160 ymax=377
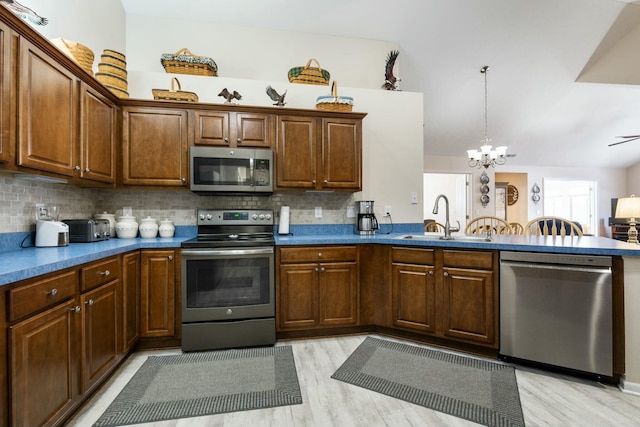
xmin=35 ymin=220 xmax=69 ymax=247
xmin=62 ymin=219 xmax=111 ymax=242
xmin=356 ymin=200 xmax=379 ymax=236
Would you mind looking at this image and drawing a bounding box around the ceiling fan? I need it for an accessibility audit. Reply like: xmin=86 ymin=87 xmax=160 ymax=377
xmin=608 ymin=135 xmax=640 ymax=147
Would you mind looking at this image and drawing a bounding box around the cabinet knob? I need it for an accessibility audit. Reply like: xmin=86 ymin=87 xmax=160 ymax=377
xmin=99 ymin=270 xmax=110 ymax=276
xmin=428 ymin=271 xmax=433 ymax=276
xmin=84 ymin=168 xmax=90 ymax=173
xmin=315 ymin=267 xmax=319 ymax=272
xmin=48 ymin=288 xmax=58 ymax=296
xmin=70 ymin=306 xmax=81 ymax=313
xmin=237 ymin=138 xmax=242 ymax=143
xmin=86 ymin=299 xmax=94 ymax=306
xmin=168 ymin=255 xmax=173 ymax=261
xmin=224 ymin=137 xmax=229 ymax=143
xmin=74 ymin=165 xmax=81 ymax=171
xmin=323 ymin=180 xmax=328 ymax=184
xmin=444 ymin=272 xmax=449 ymax=277
xmin=181 ymin=178 xmax=186 ymax=183
xmin=320 ymin=267 xmax=325 ymax=272
xmin=318 ymin=253 xmax=322 ymax=258
xmin=312 ymin=180 xmax=316 ymax=185
xmin=226 ymin=308 xmax=233 ymax=315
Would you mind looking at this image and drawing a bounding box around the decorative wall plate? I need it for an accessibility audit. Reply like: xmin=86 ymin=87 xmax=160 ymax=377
xmin=507 ymin=184 xmax=519 ymax=205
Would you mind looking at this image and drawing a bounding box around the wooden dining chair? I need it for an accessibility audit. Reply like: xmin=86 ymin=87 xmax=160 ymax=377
xmin=509 ymin=222 xmax=524 ymax=235
xmin=424 ymin=221 xmax=445 ymax=232
xmin=464 ymin=216 xmax=512 ymax=235
xmin=524 ymin=216 xmax=583 ymax=237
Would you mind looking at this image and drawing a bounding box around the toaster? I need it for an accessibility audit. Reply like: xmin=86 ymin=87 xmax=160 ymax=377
xmin=62 ymin=219 xmax=111 ymax=242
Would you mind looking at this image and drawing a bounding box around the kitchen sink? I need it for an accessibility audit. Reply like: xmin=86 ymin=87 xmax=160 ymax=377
xmin=394 ymin=234 xmax=492 ymax=242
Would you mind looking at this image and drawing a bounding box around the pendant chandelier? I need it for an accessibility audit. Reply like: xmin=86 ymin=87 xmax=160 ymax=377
xmin=467 ymin=66 xmax=508 ymax=169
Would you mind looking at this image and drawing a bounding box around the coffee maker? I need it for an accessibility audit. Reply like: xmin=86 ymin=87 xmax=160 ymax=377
xmin=356 ymin=200 xmax=379 ymax=236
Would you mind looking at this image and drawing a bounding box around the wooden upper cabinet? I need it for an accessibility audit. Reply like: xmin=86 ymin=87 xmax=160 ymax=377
xmin=276 ymin=115 xmax=362 ymax=191
xmin=193 ymin=110 xmax=273 ymax=148
xmin=79 ymin=83 xmax=116 ymax=184
xmin=122 ymin=106 xmax=189 ymax=187
xmin=0 ymin=21 xmax=13 ymax=164
xmin=17 ymin=37 xmax=78 ymax=176
xmin=276 ymin=115 xmax=317 ymax=189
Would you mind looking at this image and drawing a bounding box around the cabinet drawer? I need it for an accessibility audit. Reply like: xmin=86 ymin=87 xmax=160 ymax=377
xmin=8 ymin=271 xmax=77 ymax=322
xmin=81 ymin=257 xmax=120 ymax=292
xmin=443 ymin=250 xmax=494 ymax=269
xmin=280 ymin=246 xmax=357 ymax=263
xmin=391 ymin=247 xmax=435 ymax=265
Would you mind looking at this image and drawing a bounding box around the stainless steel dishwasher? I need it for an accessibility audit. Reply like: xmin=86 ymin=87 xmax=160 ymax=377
xmin=500 ymin=251 xmax=613 ymax=377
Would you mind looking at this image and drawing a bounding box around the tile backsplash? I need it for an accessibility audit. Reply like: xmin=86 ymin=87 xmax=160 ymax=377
xmin=0 ymin=175 xmax=358 ymax=234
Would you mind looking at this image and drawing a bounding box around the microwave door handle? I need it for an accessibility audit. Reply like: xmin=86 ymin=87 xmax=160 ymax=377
xmin=249 ymin=157 xmax=255 ymax=187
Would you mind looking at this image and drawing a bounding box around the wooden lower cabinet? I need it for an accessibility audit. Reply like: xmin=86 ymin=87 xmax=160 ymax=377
xmin=140 ymin=249 xmax=179 ymax=339
xmin=390 ymin=247 xmax=498 ymax=348
xmin=121 ymin=251 xmax=140 ymax=352
xmin=9 ymin=298 xmax=80 ymax=427
xmin=277 ymin=246 xmax=358 ymax=330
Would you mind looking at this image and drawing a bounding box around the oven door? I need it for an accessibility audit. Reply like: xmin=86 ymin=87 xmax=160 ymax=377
xmin=181 ymin=247 xmax=274 ymax=322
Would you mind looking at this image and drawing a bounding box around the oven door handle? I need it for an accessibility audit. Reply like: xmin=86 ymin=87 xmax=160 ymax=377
xmin=181 ymin=247 xmax=274 ymax=257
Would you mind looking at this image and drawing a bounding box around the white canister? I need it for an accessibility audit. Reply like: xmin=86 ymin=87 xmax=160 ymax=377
xmin=115 ymin=215 xmax=138 ymax=238
xmin=159 ymin=219 xmax=175 ymax=238
xmin=94 ymin=212 xmax=116 ymax=238
xmin=139 ymin=216 xmax=159 ymax=238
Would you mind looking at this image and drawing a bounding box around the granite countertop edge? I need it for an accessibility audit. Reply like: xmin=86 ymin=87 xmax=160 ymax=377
xmin=2 ymin=232 xmax=640 ymax=286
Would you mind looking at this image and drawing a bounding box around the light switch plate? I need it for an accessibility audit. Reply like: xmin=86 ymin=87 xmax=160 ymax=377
xmin=347 ymin=206 xmax=356 ymax=218
xmin=411 ymin=192 xmax=418 ymax=204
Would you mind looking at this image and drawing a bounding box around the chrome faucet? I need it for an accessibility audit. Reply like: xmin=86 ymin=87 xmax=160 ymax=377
xmin=432 ymin=194 xmax=460 ymax=240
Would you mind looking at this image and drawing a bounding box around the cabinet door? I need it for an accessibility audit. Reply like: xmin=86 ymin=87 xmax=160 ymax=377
xmin=0 ymin=21 xmax=12 ymax=164
xmin=236 ymin=112 xmax=272 ymax=148
xmin=319 ymin=262 xmax=358 ymax=326
xmin=81 ymin=280 xmax=119 ymax=392
xmin=441 ymin=267 xmax=495 ymax=344
xmin=278 ymin=263 xmax=318 ymax=329
xmin=10 ymin=300 xmax=80 ymax=427
xmin=321 ymin=118 xmax=361 ymax=190
xmin=79 ymin=83 xmax=116 ymax=184
xmin=140 ymin=250 xmax=176 ymax=337
xmin=17 ymin=38 xmax=78 ymax=176
xmin=121 ymin=251 xmax=140 ymax=352
xmin=391 ymin=263 xmax=437 ymax=333
xmin=194 ymin=110 xmax=230 ymax=146
xmin=122 ymin=107 xmax=188 ymax=186
xmin=276 ymin=115 xmax=317 ymax=189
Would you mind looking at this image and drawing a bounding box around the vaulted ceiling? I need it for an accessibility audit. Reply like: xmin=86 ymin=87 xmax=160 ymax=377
xmin=121 ymin=0 xmax=640 ymax=169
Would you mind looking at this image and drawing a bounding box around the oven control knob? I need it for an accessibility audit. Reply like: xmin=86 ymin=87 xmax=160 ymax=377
xmin=226 ymin=309 xmax=233 ymax=315
xmin=258 ymin=214 xmax=264 ymax=220
xmin=206 ymin=214 xmax=212 ymax=220
xmin=199 ymin=213 xmax=205 ymax=220
xmin=252 ymin=214 xmax=258 ymax=220
xmin=265 ymin=213 xmax=272 ymax=220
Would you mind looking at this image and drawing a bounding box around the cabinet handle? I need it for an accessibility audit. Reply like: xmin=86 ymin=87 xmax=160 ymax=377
xmin=317 ymin=253 xmax=322 ymax=258
xmin=312 ymin=180 xmax=316 ymax=185
xmin=99 ymin=270 xmax=110 ymax=276
xmin=315 ymin=267 xmax=319 ymax=272
xmin=74 ymin=165 xmax=81 ymax=171
xmin=48 ymin=288 xmax=58 ymax=296
xmin=84 ymin=168 xmax=90 ymax=173
xmin=323 ymin=180 xmax=328 ymax=184
xmin=168 ymin=256 xmax=173 ymax=261
xmin=237 ymin=138 xmax=242 ymax=143
xmin=320 ymin=267 xmax=325 ymax=272
xmin=181 ymin=178 xmax=186 ymax=183
xmin=428 ymin=271 xmax=433 ymax=276
xmin=444 ymin=272 xmax=449 ymax=277
xmin=70 ymin=306 xmax=81 ymax=313
xmin=85 ymin=299 xmax=94 ymax=306
xmin=224 ymin=137 xmax=229 ymax=143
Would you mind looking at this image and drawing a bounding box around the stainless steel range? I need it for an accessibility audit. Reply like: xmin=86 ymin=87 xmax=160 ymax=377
xmin=180 ymin=209 xmax=275 ymax=351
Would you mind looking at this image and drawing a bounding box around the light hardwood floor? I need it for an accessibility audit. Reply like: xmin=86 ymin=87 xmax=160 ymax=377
xmin=66 ymin=334 xmax=640 ymax=427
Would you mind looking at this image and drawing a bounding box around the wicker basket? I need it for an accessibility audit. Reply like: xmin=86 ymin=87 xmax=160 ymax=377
xmin=100 ymin=53 xmax=126 ymax=69
xmin=50 ymin=38 xmax=94 ymax=75
xmin=103 ymin=84 xmax=129 ymax=99
xmin=95 ymin=72 xmax=128 ymax=91
xmin=161 ymin=48 xmax=217 ymax=77
xmin=152 ymin=77 xmax=198 ymax=102
xmin=316 ymin=81 xmax=353 ymax=112
xmin=97 ymin=63 xmax=127 ymax=79
xmin=288 ymin=58 xmax=330 ymax=85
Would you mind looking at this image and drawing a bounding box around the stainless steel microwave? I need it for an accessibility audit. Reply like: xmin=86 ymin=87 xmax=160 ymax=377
xmin=189 ymin=146 xmax=273 ymax=195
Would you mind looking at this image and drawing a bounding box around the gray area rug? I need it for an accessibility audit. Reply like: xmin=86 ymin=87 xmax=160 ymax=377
xmin=94 ymin=346 xmax=302 ymax=427
xmin=332 ymin=337 xmax=525 ymax=427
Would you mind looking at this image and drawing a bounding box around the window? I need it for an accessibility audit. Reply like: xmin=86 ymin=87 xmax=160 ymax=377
xmin=543 ymin=179 xmax=596 ymax=234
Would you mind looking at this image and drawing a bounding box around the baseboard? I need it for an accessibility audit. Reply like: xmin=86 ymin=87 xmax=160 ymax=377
xmin=619 ymin=376 xmax=640 ymax=396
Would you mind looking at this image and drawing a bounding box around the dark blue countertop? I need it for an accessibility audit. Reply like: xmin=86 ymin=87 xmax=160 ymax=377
xmin=3 ymin=225 xmax=640 ymax=286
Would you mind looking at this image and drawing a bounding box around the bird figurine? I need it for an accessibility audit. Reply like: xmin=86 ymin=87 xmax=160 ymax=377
xmin=382 ymin=50 xmax=400 ymax=91
xmin=266 ymin=85 xmax=287 ymax=107
xmin=218 ymin=88 xmax=242 ymax=104
xmin=0 ymin=0 xmax=48 ymax=25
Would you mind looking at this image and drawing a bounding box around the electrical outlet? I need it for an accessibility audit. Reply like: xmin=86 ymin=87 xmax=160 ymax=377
xmin=36 ymin=204 xmax=48 ymax=220
xmin=346 ymin=206 xmax=356 ymax=218
xmin=384 ymin=206 xmax=391 ymax=217
xmin=315 ymin=206 xmax=322 ymax=218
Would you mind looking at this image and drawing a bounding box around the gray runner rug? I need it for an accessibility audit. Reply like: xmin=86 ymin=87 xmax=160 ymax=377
xmin=332 ymin=337 xmax=525 ymax=427
xmin=94 ymin=345 xmax=302 ymax=427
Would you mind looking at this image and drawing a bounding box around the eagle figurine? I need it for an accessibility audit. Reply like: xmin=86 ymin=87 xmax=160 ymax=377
xmin=266 ymin=85 xmax=286 ymax=107
xmin=218 ymin=88 xmax=242 ymax=104
xmin=382 ymin=50 xmax=400 ymax=91
xmin=0 ymin=0 xmax=48 ymax=25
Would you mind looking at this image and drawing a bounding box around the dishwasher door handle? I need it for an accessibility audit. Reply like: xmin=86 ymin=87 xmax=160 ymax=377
xmin=500 ymin=261 xmax=611 ymax=275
